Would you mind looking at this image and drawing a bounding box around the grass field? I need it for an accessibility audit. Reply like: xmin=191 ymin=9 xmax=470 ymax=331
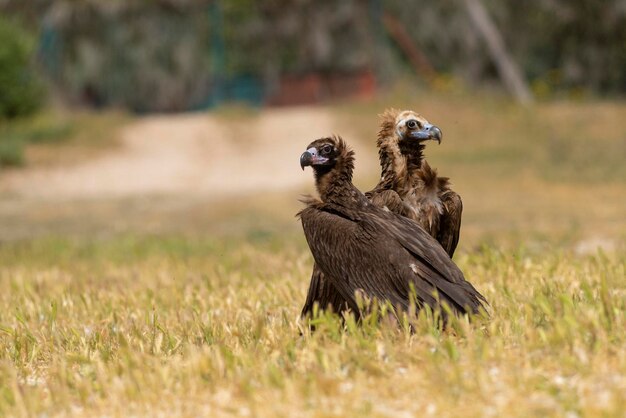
xmin=0 ymin=236 xmax=624 ymax=417
xmin=1 ymin=93 xmax=625 ymax=417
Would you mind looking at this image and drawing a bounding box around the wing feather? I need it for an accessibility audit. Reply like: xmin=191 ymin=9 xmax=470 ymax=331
xmin=366 ymin=189 xmax=404 ymax=215
xmin=437 ymin=190 xmax=463 ymax=257
xmin=299 ymin=205 xmax=486 ymax=317
xmin=301 ymin=265 xmax=355 ymax=318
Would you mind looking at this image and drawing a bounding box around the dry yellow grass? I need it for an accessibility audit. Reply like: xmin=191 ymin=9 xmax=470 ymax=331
xmin=0 ymin=237 xmax=624 ymax=417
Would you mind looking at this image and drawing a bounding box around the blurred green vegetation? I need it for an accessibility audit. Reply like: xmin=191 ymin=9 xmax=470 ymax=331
xmin=4 ymin=0 xmax=623 ymax=111
xmin=385 ymin=0 xmax=626 ymax=97
xmin=0 ymin=136 xmax=24 ymax=166
xmin=0 ymin=110 xmax=128 ymax=168
xmin=0 ymin=233 xmax=297 ymax=269
xmin=0 ymin=17 xmax=44 ymax=119
xmin=0 ymin=115 xmax=71 ymax=167
xmin=0 ymin=112 xmax=72 ymax=167
xmin=0 ymin=17 xmax=48 ymax=166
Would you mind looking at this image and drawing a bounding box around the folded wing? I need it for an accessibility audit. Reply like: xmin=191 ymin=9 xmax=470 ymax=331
xmin=299 ymin=204 xmax=486 ymax=317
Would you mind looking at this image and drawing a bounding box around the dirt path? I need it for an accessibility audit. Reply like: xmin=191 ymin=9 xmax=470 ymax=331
xmin=0 ymin=107 xmax=376 ymax=199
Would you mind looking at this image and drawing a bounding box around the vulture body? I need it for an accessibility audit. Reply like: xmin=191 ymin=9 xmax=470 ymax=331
xmin=299 ymin=110 xmax=410 ymax=319
xmin=300 ymin=263 xmax=350 ymax=317
xmin=369 ymin=109 xmax=463 ymax=258
xmin=298 ymin=136 xmax=486 ymax=321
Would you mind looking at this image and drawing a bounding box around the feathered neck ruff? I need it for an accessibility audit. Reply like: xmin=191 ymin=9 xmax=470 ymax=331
xmin=313 ymin=136 xmax=358 ymax=205
xmin=399 ymin=141 xmax=426 ymax=174
xmin=376 ymin=108 xmax=407 ymax=190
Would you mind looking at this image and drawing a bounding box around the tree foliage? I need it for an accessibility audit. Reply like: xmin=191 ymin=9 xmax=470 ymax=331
xmin=0 ymin=17 xmax=44 ymax=119
xmin=1 ymin=0 xmax=624 ymax=111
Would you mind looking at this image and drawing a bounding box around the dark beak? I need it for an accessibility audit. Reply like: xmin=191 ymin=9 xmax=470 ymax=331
xmin=300 ymin=151 xmax=313 ymax=170
xmin=409 ymin=123 xmax=442 ymax=144
xmin=300 ymin=147 xmax=329 ymax=170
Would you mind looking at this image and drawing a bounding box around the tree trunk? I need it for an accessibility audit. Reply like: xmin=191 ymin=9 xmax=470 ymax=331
xmin=462 ymin=0 xmax=534 ymax=105
xmin=382 ymin=12 xmax=437 ymax=83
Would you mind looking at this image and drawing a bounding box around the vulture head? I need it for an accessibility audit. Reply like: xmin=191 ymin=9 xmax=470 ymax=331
xmin=300 ymin=136 xmax=355 ymax=199
xmin=395 ymin=110 xmax=442 ymax=145
xmin=377 ymin=109 xmax=442 ymax=159
xmin=376 ymin=109 xmax=442 ymax=183
xmin=300 ymin=136 xmax=353 ymax=173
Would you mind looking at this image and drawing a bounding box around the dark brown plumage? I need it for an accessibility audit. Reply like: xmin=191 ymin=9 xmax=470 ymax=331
xmin=371 ymin=109 xmax=463 ymax=258
xmin=300 ymin=112 xmax=409 ymax=318
xmin=300 ymin=262 xmax=351 ymax=318
xmin=300 ymin=109 xmax=462 ymax=320
xmin=298 ymin=136 xmax=486 ymax=321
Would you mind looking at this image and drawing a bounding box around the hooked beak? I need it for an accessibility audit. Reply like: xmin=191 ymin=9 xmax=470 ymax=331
xmin=300 ymin=147 xmax=328 ymax=170
xmin=409 ymin=123 xmax=442 ymax=144
xmin=300 ymin=151 xmax=313 ymax=170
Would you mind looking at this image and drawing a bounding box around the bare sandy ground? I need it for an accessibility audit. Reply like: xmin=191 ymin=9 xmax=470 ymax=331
xmin=0 ymin=107 xmax=376 ymax=200
xmin=0 ymin=106 xmax=622 ymax=253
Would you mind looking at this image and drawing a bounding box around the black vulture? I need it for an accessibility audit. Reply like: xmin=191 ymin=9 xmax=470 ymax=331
xmin=299 ymin=108 xmax=410 ymax=319
xmin=369 ymin=109 xmax=463 ymax=258
xmin=298 ymin=136 xmax=487 ymax=322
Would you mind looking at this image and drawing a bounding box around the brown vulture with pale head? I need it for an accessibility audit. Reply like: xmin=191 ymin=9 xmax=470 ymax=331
xmin=368 ymin=109 xmax=463 ymax=258
xmin=298 ymin=136 xmax=486 ymax=321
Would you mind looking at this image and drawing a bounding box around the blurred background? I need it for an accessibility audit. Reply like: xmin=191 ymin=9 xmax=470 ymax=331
xmin=0 ymin=0 xmax=625 ymax=252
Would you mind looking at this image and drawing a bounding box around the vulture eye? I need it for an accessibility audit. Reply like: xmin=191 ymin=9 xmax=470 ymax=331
xmin=321 ymin=144 xmax=333 ymax=155
xmin=406 ymin=120 xmax=419 ymax=130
